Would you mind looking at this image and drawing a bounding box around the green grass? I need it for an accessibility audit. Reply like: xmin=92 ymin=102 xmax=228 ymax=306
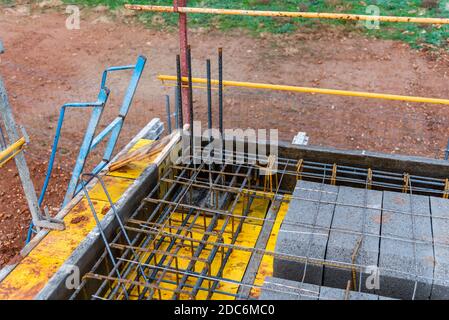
xmin=28 ymin=0 xmax=449 ymax=48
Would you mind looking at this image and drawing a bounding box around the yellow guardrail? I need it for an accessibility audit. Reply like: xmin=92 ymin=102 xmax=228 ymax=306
xmin=125 ymin=5 xmax=449 ymax=25
xmin=158 ymin=75 xmax=449 ymax=106
xmin=0 ymin=137 xmax=26 ymax=168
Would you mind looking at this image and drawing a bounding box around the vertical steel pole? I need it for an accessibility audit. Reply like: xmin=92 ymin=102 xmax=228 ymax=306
xmin=445 ymin=138 xmax=449 ymax=160
xmin=165 ymin=95 xmax=172 ymax=134
xmin=187 ymin=45 xmax=194 ymax=158
xmin=175 ymin=0 xmax=190 ymax=124
xmin=174 ymin=88 xmax=179 ymax=129
xmin=218 ymin=48 xmax=224 ymax=164
xmin=218 ymin=48 xmax=223 ymax=135
xmin=176 ymin=55 xmax=184 ymax=128
xmin=207 ymin=59 xmax=212 ymax=131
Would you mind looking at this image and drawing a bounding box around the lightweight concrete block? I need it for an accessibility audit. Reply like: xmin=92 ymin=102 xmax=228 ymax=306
xmin=259 ymin=277 xmax=319 ymax=300
xmin=274 ymin=181 xmax=338 ymax=284
xmin=259 ymin=277 xmax=395 ymax=300
xmin=319 ymin=286 xmax=378 ymax=300
xmin=430 ymin=197 xmax=449 ymax=299
xmin=323 ymin=186 xmax=382 ymax=292
xmin=379 ymin=192 xmax=434 ymax=300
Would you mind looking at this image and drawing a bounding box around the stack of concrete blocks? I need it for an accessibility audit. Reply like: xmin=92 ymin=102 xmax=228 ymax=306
xmin=323 ymin=186 xmax=382 ymax=293
xmin=273 ymin=180 xmax=449 ymax=300
xmin=428 ymin=197 xmax=449 ymax=299
xmin=273 ymin=181 xmax=338 ymax=285
xmin=378 ymin=192 xmax=433 ymax=299
xmin=259 ymin=277 xmax=395 ymax=300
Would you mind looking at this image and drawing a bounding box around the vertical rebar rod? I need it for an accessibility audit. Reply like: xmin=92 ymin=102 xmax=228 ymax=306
xmin=206 ymin=59 xmax=214 ymax=205
xmin=176 ymin=54 xmax=184 ymax=128
xmin=218 ymin=48 xmax=223 ymax=136
xmin=187 ymin=45 xmax=194 ymax=158
xmin=175 ymin=0 xmax=190 ymax=124
xmin=165 ymin=95 xmax=172 ymax=134
xmin=445 ymin=138 xmax=449 ymax=160
xmin=174 ymin=88 xmax=179 ymax=129
xmin=207 ymin=59 xmax=212 ymax=131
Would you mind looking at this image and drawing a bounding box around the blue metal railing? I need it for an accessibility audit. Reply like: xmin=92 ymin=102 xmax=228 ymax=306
xmin=26 ymin=55 xmax=147 ymax=243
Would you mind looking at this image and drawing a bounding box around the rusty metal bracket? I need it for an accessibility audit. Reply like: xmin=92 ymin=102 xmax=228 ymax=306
xmin=402 ymin=173 xmax=410 ymax=193
xmin=331 ymin=163 xmax=337 ymax=185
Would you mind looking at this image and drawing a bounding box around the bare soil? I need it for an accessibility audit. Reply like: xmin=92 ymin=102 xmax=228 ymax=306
xmin=2 ymin=4 xmax=449 ymax=267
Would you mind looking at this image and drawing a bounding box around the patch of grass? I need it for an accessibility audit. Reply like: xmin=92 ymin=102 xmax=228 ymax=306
xmin=0 ymin=0 xmax=15 ymax=5
xmin=59 ymin=0 xmax=449 ymax=48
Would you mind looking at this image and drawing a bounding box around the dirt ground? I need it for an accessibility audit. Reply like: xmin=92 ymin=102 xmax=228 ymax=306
xmin=2 ymin=3 xmax=449 ymax=267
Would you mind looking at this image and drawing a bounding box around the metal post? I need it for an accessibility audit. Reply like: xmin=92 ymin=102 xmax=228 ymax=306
xmin=218 ymin=48 xmax=223 ymax=135
xmin=206 ymin=59 xmax=212 ymax=131
xmin=218 ymin=48 xmax=224 ymax=164
xmin=175 ymin=0 xmax=190 ymax=124
xmin=174 ymin=88 xmax=179 ymax=129
xmin=165 ymin=95 xmax=172 ymax=134
xmin=445 ymin=138 xmax=449 ymax=160
xmin=176 ymin=55 xmax=184 ymax=128
xmin=187 ymin=45 xmax=194 ymax=158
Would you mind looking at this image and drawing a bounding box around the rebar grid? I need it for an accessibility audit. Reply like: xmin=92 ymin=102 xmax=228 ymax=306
xmin=71 ymin=150 xmax=449 ymax=300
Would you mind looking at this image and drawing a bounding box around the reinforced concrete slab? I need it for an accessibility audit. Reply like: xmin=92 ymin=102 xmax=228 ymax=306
xmin=379 ymin=192 xmax=434 ymax=300
xmin=323 ymin=186 xmax=382 ymax=293
xmin=273 ymin=181 xmax=338 ymax=284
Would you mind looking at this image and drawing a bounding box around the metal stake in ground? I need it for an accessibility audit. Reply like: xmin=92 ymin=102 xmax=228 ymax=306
xmin=187 ymin=45 xmax=194 ymax=160
xmin=174 ymin=0 xmax=190 ymax=124
xmin=176 ymin=54 xmax=184 ymax=128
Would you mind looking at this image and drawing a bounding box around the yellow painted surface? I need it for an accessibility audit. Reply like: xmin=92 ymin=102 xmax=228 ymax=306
xmin=86 ymin=175 xmax=134 ymax=203
xmin=159 ymin=75 xmax=449 ymax=107
xmin=0 ymin=199 xmax=108 ymax=300
xmin=107 ymin=139 xmax=157 ymax=180
xmin=249 ymin=200 xmax=290 ymax=298
xmin=0 ymin=139 xmax=162 ymax=300
xmin=127 ymin=5 xmax=449 ymax=25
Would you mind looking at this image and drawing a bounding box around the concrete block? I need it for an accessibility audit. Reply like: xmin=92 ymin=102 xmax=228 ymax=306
xmin=259 ymin=277 xmax=396 ymax=300
xmin=259 ymin=277 xmax=319 ymax=300
xmin=430 ymin=197 xmax=449 ymax=299
xmin=323 ymin=186 xmax=382 ymax=292
xmin=319 ymin=286 xmax=378 ymax=300
xmin=274 ymin=181 xmax=338 ymax=284
xmin=379 ymin=192 xmax=434 ymax=299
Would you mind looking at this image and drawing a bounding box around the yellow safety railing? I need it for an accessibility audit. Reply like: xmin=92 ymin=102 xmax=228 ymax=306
xmin=125 ymin=5 xmax=449 ymax=25
xmin=158 ymin=75 xmax=449 ymax=106
xmin=0 ymin=137 xmax=26 ymax=168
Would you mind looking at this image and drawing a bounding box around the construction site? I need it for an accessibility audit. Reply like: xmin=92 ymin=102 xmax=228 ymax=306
xmin=2 ymin=1 xmax=449 ymax=301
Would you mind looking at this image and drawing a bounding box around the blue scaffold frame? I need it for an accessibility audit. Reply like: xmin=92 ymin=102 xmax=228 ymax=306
xmin=26 ymin=55 xmax=147 ymax=243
